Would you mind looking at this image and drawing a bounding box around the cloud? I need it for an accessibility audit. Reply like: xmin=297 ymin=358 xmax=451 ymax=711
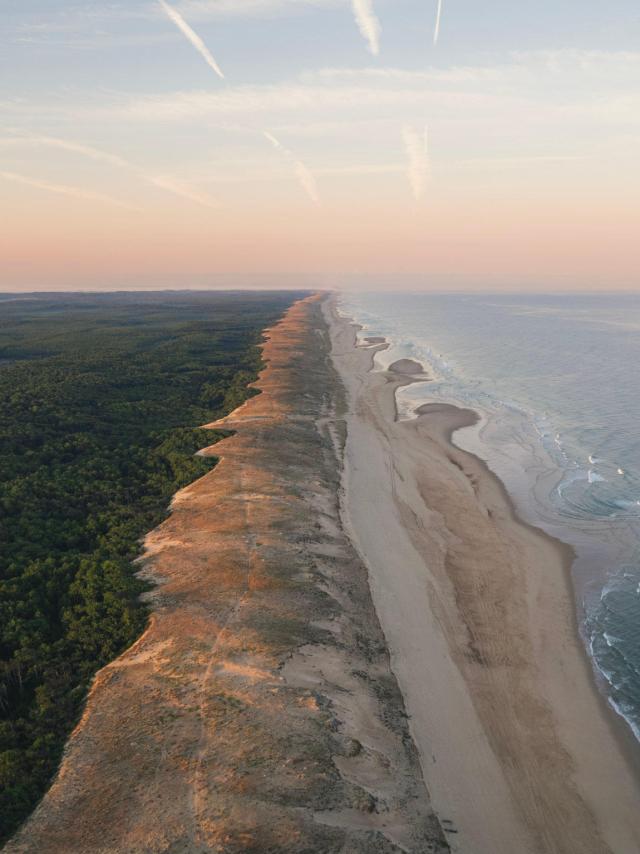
xmin=0 ymin=133 xmax=219 ymax=209
xmin=79 ymin=50 xmax=640 ymax=130
xmin=314 ymin=162 xmax=403 ymax=176
xmin=104 ymin=84 xmax=427 ymax=122
xmin=351 ymin=0 xmax=381 ymax=55
xmin=433 ymin=0 xmax=443 ymax=45
xmin=307 ymin=65 xmax=505 ymax=84
xmin=263 ymin=131 xmax=319 ymax=202
xmin=158 ymin=0 xmax=225 ymax=79
xmin=0 ymin=170 xmax=141 ymax=211
xmin=176 ymin=0 xmax=341 ymax=18
xmin=8 ymin=50 xmax=639 ymax=209
xmin=402 ymin=125 xmax=430 ymax=200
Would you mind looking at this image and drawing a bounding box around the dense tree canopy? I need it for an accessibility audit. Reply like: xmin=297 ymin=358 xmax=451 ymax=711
xmin=0 ymin=291 xmax=299 ymax=843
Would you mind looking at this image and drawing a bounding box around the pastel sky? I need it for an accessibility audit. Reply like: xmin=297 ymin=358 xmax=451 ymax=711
xmin=2 ymin=0 xmax=640 ymax=291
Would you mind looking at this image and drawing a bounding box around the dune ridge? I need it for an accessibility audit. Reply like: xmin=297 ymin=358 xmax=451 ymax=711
xmin=6 ymin=294 xmax=447 ymax=853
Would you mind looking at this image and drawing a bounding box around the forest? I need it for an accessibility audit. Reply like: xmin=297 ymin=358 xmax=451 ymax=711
xmin=0 ymin=290 xmax=300 ymax=843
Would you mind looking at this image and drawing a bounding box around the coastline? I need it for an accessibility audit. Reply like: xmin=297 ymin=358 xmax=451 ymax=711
xmin=6 ymin=294 xmax=448 ymax=853
xmin=429 ymin=402 xmax=640 ymax=779
xmin=327 ymin=295 xmax=640 ymax=854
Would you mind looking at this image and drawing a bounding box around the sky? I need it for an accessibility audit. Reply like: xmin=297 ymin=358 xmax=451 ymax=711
xmin=1 ymin=0 xmax=640 ymax=292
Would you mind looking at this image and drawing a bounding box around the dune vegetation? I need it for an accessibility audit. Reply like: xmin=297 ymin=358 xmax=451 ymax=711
xmin=0 ymin=290 xmax=298 ymax=843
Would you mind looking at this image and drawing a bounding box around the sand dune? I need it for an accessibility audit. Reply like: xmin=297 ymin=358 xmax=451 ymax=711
xmin=6 ymin=295 xmax=447 ymax=854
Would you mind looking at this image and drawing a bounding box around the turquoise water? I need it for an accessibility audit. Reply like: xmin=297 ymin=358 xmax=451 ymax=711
xmin=339 ymin=291 xmax=640 ymax=742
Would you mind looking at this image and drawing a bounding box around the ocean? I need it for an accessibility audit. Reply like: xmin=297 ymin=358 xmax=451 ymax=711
xmin=339 ymin=291 xmax=640 ymax=743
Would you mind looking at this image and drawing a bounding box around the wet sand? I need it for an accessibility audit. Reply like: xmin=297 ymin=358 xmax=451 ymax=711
xmin=328 ymin=297 xmax=640 ymax=854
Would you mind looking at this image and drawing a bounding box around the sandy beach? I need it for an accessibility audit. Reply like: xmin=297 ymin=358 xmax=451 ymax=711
xmin=327 ymin=296 xmax=640 ymax=854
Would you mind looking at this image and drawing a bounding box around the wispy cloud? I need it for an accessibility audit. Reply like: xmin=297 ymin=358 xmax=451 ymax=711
xmin=314 ymin=162 xmax=403 ymax=176
xmin=402 ymin=125 xmax=430 ymax=201
xmin=433 ymin=0 xmax=443 ymax=45
xmin=0 ymin=133 xmax=219 ymax=209
xmin=263 ymin=131 xmax=319 ymax=202
xmin=351 ymin=0 xmax=381 ymax=56
xmin=158 ymin=0 xmax=225 ymax=79
xmin=104 ymin=84 xmax=429 ymax=122
xmin=0 ymin=171 xmax=141 ymax=211
xmin=84 ymin=49 xmax=640 ymax=131
xmin=177 ymin=0 xmax=341 ymax=17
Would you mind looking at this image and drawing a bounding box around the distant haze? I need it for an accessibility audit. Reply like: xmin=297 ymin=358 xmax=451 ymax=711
xmin=2 ymin=1 xmax=639 ymax=292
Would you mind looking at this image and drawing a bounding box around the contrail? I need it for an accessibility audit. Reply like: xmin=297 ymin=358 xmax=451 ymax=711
xmin=0 ymin=171 xmax=141 ymax=211
xmin=263 ymin=131 xmax=319 ymax=203
xmin=263 ymin=131 xmax=287 ymax=153
xmin=433 ymin=0 xmax=443 ymax=45
xmin=402 ymin=125 xmax=430 ymax=201
xmin=293 ymin=161 xmax=320 ymax=205
xmin=158 ymin=0 xmax=225 ymax=79
xmin=148 ymin=175 xmax=219 ymax=209
xmin=1 ymin=133 xmax=219 ymax=209
xmin=1 ymin=134 xmax=129 ymax=169
xmin=351 ymin=0 xmax=381 ymax=56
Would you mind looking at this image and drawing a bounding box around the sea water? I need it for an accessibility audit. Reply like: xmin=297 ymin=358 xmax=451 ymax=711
xmin=339 ymin=291 xmax=640 ymax=743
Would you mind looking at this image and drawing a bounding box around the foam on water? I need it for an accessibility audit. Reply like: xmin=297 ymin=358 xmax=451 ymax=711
xmin=341 ymin=291 xmax=640 ymax=743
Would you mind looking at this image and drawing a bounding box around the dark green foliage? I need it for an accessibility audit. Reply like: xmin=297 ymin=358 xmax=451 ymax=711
xmin=0 ymin=290 xmax=300 ymax=842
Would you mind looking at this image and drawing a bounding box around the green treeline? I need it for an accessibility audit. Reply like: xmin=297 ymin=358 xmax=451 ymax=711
xmin=0 ymin=291 xmax=299 ymax=843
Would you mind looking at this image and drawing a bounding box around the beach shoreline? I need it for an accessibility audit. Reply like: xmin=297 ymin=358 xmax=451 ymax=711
xmin=328 ymin=294 xmax=640 ymax=854
xmin=7 ymin=292 xmax=640 ymax=854
xmin=347 ymin=311 xmax=640 ymax=774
